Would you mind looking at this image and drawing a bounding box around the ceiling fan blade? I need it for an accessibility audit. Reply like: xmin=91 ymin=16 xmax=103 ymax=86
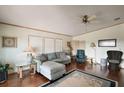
xmin=89 ymin=20 xmax=100 ymax=24
xmin=88 ymin=15 xmax=96 ymax=21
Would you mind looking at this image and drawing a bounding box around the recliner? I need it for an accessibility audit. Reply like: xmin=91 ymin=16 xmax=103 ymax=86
xmin=76 ymin=49 xmax=87 ymax=63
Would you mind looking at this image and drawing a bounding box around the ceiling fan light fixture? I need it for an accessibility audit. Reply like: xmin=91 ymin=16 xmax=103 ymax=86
xmin=114 ymin=17 xmax=120 ymax=21
xmin=82 ymin=15 xmax=89 ymax=24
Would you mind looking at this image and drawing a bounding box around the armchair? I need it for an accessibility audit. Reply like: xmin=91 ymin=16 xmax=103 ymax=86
xmin=76 ymin=49 xmax=87 ymax=63
xmin=107 ymin=50 xmax=123 ymax=71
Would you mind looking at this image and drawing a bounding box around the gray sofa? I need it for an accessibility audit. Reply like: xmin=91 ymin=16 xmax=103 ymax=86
xmin=34 ymin=52 xmax=71 ymax=80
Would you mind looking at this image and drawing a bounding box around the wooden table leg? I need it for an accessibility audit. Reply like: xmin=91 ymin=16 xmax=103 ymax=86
xmin=17 ymin=67 xmax=20 ymax=74
xmin=30 ymin=64 xmax=36 ymax=75
xmin=33 ymin=65 xmax=36 ymax=74
xmin=19 ymin=66 xmax=23 ymax=78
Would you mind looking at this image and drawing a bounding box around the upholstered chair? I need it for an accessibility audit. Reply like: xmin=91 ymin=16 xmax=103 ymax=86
xmin=107 ymin=50 xmax=123 ymax=71
xmin=76 ymin=49 xmax=87 ymax=63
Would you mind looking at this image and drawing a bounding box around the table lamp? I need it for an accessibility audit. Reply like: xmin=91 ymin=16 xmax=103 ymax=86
xmin=24 ymin=44 xmax=34 ymax=64
xmin=90 ymin=42 xmax=96 ymax=48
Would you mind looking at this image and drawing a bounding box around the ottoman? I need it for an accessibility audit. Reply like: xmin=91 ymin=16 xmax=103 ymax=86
xmin=39 ymin=61 xmax=66 ymax=80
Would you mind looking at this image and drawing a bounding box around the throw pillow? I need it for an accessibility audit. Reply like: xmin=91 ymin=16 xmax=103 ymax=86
xmin=36 ymin=54 xmax=48 ymax=63
xmin=47 ymin=53 xmax=57 ymax=61
xmin=109 ymin=60 xmax=119 ymax=63
xmin=56 ymin=52 xmax=60 ymax=58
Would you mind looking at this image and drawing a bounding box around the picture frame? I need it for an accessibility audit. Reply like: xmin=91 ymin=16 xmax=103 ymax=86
xmin=2 ymin=36 xmax=17 ymax=48
xmin=98 ymin=39 xmax=117 ymax=47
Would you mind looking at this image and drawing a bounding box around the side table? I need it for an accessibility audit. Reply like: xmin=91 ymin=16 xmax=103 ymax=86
xmin=16 ymin=63 xmax=36 ymax=79
xmin=86 ymin=57 xmax=93 ymax=64
xmin=30 ymin=63 xmax=36 ymax=75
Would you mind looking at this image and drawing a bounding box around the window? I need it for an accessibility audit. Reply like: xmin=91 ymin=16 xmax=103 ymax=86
xmin=45 ymin=38 xmax=55 ymax=53
xmin=55 ymin=39 xmax=63 ymax=52
xmin=29 ymin=35 xmax=63 ymax=54
xmin=98 ymin=39 xmax=117 ymax=47
xmin=29 ymin=35 xmax=43 ymax=53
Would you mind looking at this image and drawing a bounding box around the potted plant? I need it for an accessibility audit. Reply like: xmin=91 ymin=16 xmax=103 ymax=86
xmin=0 ymin=63 xmax=13 ymax=83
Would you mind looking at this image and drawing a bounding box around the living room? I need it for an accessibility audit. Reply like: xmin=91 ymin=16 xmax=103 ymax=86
xmin=0 ymin=4 xmax=124 ymax=89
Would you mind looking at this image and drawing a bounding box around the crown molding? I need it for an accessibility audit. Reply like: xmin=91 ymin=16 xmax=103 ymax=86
xmin=0 ymin=22 xmax=72 ymax=37
xmin=75 ymin=22 xmax=124 ymax=37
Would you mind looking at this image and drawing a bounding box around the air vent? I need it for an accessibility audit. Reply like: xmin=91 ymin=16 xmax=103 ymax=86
xmin=114 ymin=17 xmax=120 ymax=21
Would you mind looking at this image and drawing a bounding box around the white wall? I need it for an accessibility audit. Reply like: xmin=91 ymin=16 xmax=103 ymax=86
xmin=0 ymin=23 xmax=72 ymax=72
xmin=71 ymin=40 xmax=85 ymax=55
xmin=73 ymin=23 xmax=124 ymax=67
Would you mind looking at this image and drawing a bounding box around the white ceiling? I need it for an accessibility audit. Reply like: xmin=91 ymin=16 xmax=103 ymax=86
xmin=0 ymin=5 xmax=124 ymax=36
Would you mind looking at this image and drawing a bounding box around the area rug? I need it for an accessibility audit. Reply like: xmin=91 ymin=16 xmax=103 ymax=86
xmin=41 ymin=69 xmax=117 ymax=87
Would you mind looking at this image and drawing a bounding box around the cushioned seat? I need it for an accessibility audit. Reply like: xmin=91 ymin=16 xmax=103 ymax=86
xmin=109 ymin=60 xmax=119 ymax=64
xmin=40 ymin=61 xmax=65 ymax=80
xmin=52 ymin=59 xmax=62 ymax=62
xmin=52 ymin=57 xmax=70 ymax=64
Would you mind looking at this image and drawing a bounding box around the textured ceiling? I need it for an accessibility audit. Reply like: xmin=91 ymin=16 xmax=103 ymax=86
xmin=0 ymin=5 xmax=124 ymax=36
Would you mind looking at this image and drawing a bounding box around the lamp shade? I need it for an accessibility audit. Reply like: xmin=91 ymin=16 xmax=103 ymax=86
xmin=24 ymin=44 xmax=34 ymax=53
xmin=90 ymin=42 xmax=96 ymax=47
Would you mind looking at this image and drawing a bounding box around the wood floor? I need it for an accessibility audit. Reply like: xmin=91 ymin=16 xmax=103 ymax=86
xmin=0 ymin=59 xmax=124 ymax=87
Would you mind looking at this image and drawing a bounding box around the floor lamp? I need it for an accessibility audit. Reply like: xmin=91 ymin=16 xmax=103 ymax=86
xmin=90 ymin=42 xmax=97 ymax=64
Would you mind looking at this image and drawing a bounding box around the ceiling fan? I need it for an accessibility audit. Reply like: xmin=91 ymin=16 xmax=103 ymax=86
xmin=80 ymin=15 xmax=97 ymax=32
xmin=81 ymin=15 xmax=96 ymax=24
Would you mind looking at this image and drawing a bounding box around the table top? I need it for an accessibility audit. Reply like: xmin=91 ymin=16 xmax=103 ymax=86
xmin=15 ymin=63 xmax=31 ymax=67
xmin=15 ymin=62 xmax=36 ymax=67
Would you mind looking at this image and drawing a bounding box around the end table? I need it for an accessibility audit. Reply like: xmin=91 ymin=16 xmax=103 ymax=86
xmin=16 ymin=63 xmax=37 ymax=79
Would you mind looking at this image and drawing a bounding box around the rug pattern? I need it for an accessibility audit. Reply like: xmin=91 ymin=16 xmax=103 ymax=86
xmin=42 ymin=69 xmax=117 ymax=87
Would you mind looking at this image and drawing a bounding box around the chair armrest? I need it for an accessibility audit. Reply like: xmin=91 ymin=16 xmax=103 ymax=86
xmin=33 ymin=59 xmax=42 ymax=73
xmin=66 ymin=55 xmax=71 ymax=60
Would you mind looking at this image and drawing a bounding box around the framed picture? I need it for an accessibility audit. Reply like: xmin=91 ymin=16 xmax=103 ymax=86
xmin=98 ymin=39 xmax=117 ymax=47
xmin=2 ymin=36 xmax=17 ymax=48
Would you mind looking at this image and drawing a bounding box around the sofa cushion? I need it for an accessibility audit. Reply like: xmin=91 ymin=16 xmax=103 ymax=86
xmin=40 ymin=61 xmax=65 ymax=74
xmin=109 ymin=60 xmax=119 ymax=64
xmin=47 ymin=53 xmax=57 ymax=61
xmin=62 ymin=57 xmax=70 ymax=62
xmin=56 ymin=52 xmax=60 ymax=58
xmin=52 ymin=59 xmax=63 ymax=62
xmin=60 ymin=52 xmax=66 ymax=59
xmin=36 ymin=54 xmax=48 ymax=63
xmin=52 ymin=57 xmax=70 ymax=64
